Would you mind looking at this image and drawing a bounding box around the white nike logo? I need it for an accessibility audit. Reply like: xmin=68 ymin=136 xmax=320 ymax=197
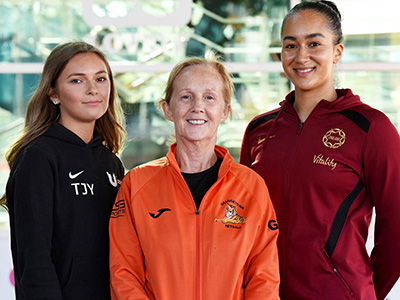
xmin=69 ymin=170 xmax=84 ymax=179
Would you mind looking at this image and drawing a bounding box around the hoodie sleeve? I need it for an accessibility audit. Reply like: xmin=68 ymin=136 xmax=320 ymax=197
xmin=362 ymin=112 xmax=400 ymax=300
xmin=7 ymin=147 xmax=63 ymax=299
xmin=243 ymin=180 xmax=280 ymax=299
xmin=109 ymin=171 xmax=150 ymax=300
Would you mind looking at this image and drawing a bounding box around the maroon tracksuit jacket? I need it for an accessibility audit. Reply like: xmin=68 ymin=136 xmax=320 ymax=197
xmin=240 ymin=89 xmax=400 ymax=300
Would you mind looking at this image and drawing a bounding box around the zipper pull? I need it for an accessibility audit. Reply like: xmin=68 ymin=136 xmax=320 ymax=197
xmin=195 ymin=209 xmax=200 ymax=215
xmin=297 ymin=122 xmax=304 ymax=134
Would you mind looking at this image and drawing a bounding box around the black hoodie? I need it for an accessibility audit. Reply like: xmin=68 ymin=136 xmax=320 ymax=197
xmin=7 ymin=123 xmax=124 ymax=300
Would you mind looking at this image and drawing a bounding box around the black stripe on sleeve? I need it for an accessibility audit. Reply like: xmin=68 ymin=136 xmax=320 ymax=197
xmin=324 ymin=179 xmax=364 ymax=257
xmin=248 ymin=111 xmax=280 ymax=133
xmin=339 ymin=109 xmax=370 ymax=133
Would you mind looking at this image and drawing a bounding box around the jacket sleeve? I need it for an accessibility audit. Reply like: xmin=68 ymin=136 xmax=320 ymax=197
xmin=7 ymin=147 xmax=63 ymax=299
xmin=243 ymin=182 xmax=280 ymax=299
xmin=363 ymin=113 xmax=400 ymax=300
xmin=240 ymin=124 xmax=253 ymax=167
xmin=109 ymin=171 xmax=150 ymax=300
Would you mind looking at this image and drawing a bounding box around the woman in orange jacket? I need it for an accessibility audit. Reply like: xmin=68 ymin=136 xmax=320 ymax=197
xmin=109 ymin=56 xmax=280 ymax=300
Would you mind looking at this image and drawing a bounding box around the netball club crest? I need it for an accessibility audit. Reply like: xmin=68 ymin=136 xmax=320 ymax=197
xmin=322 ymin=128 xmax=346 ymax=149
xmin=215 ymin=201 xmax=245 ymax=229
xmin=82 ymin=0 xmax=192 ymax=27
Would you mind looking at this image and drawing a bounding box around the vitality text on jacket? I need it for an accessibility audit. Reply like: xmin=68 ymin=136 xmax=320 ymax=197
xmin=313 ymin=154 xmax=337 ymax=170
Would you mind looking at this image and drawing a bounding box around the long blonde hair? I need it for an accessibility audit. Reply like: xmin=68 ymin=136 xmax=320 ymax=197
xmin=0 ymin=41 xmax=126 ymax=210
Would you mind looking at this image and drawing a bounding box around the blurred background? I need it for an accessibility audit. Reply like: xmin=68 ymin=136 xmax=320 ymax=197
xmin=0 ymin=0 xmax=399 ymax=298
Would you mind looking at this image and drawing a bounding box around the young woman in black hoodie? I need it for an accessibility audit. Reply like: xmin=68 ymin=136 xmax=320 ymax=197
xmin=1 ymin=41 xmax=126 ymax=300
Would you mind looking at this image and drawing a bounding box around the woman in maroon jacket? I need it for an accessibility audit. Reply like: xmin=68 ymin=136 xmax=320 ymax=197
xmin=240 ymin=1 xmax=400 ymax=299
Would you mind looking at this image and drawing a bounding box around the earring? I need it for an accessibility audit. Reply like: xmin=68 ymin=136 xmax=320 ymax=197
xmin=53 ymin=100 xmax=58 ymax=105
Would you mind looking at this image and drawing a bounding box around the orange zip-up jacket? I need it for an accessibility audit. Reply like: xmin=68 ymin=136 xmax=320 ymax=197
xmin=109 ymin=144 xmax=280 ymax=300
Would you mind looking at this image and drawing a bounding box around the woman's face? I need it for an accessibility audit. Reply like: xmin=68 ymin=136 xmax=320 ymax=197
xmin=162 ymin=65 xmax=230 ymax=145
xmin=281 ymin=10 xmax=343 ymax=94
xmin=48 ymin=52 xmax=110 ymax=130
